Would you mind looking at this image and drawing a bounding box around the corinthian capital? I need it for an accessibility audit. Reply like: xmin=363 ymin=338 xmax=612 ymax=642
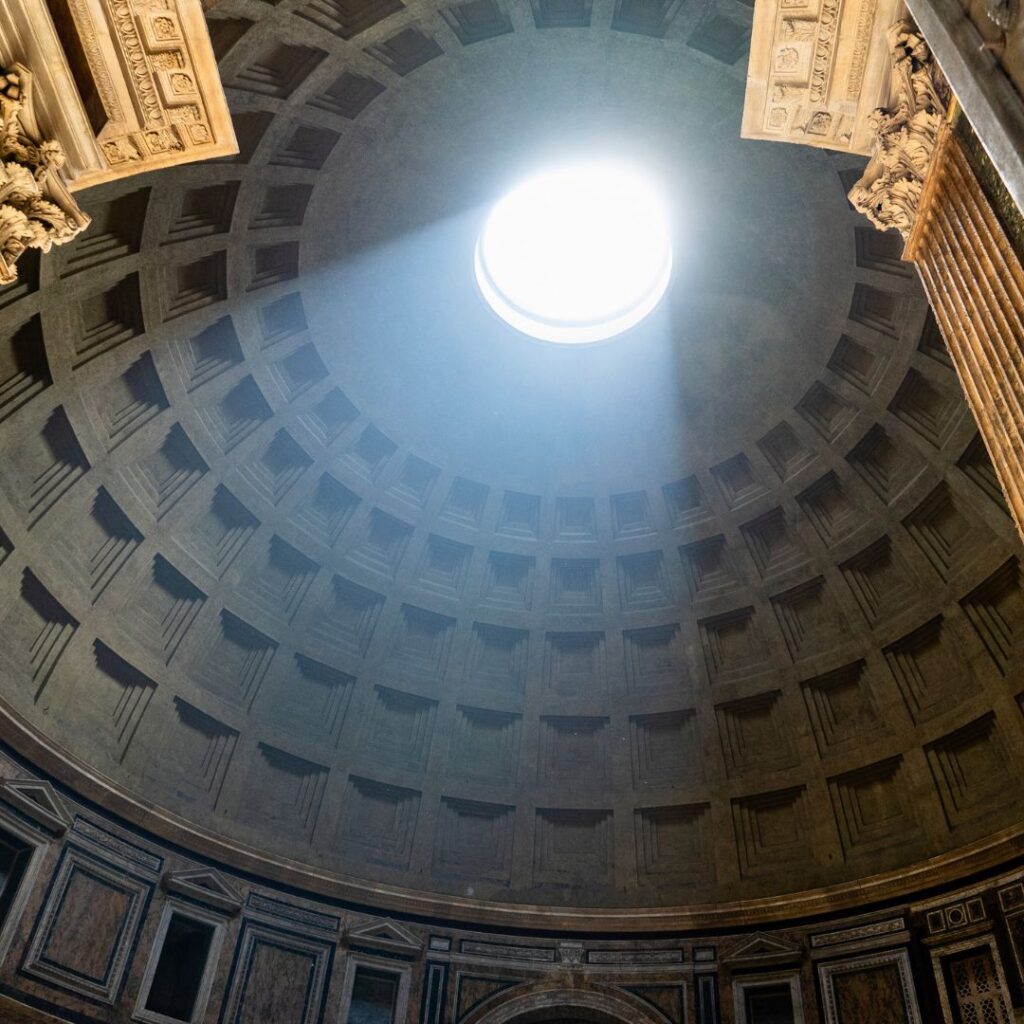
xmin=0 ymin=64 xmax=90 ymax=286
xmin=848 ymin=22 xmax=947 ymax=238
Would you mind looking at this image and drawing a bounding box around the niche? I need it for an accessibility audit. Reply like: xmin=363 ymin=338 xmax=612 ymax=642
xmin=746 ymin=985 xmax=794 ymax=1023
xmin=733 ymin=975 xmax=805 ymax=1024
xmin=136 ymin=907 xmax=223 ymax=1024
xmin=0 ymin=827 xmax=33 ymax=934
xmin=342 ymin=962 xmax=409 ymax=1024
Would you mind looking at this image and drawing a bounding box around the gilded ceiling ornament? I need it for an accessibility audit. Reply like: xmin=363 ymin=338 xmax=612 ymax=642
xmin=848 ymin=22 xmax=947 ymax=239
xmin=0 ymin=65 xmax=90 ymax=286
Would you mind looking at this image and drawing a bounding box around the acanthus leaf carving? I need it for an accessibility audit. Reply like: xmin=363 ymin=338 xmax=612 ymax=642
xmin=848 ymin=21 xmax=948 ymax=238
xmin=0 ymin=66 xmax=90 ymax=286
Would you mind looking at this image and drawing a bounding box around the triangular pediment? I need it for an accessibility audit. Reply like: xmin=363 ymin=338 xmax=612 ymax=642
xmin=0 ymin=779 xmax=70 ymax=835
xmin=346 ymin=918 xmax=422 ymax=953
xmin=163 ymin=868 xmax=243 ymax=914
xmin=720 ymin=932 xmax=802 ymax=964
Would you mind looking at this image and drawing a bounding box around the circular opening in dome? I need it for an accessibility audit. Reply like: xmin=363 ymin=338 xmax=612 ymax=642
xmin=475 ymin=161 xmax=673 ymax=344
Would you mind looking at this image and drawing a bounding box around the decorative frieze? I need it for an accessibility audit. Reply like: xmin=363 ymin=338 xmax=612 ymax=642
xmin=460 ymin=940 xmax=557 ymax=962
xmin=742 ymin=0 xmax=900 ymax=153
xmin=0 ymin=0 xmax=236 ymax=190
xmin=587 ymin=948 xmax=685 ymax=964
xmin=810 ymin=917 xmax=906 ymax=948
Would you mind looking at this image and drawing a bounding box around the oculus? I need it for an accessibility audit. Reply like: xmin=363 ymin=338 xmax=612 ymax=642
xmin=475 ymin=161 xmax=673 ymax=344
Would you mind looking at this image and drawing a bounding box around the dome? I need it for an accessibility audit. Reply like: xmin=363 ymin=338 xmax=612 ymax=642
xmin=0 ymin=0 xmax=1022 ymax=936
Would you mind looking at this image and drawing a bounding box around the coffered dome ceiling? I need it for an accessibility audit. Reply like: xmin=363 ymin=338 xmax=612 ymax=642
xmin=0 ymin=0 xmax=1022 ymax=930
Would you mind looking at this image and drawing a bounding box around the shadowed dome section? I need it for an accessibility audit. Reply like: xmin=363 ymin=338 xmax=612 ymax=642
xmin=0 ymin=0 xmax=1021 ymax=932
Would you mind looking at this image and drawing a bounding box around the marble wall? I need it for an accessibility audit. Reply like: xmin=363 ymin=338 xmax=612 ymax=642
xmin=0 ymin=747 xmax=1022 ymax=1023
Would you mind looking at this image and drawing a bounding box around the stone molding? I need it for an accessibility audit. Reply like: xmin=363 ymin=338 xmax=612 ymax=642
xmin=162 ymin=867 xmax=243 ymax=914
xmin=720 ymin=932 xmax=803 ymax=965
xmin=345 ymin=918 xmax=423 ymax=954
xmin=463 ymin=984 xmax=667 ymax=1024
xmin=0 ymin=777 xmax=71 ymax=835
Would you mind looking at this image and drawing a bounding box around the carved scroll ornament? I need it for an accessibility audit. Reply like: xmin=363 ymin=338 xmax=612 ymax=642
xmin=0 ymin=65 xmax=89 ymax=286
xmin=848 ymin=22 xmax=947 ymax=238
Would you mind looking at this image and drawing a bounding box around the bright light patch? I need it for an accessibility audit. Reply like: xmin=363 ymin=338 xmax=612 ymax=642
xmin=475 ymin=161 xmax=673 ymax=344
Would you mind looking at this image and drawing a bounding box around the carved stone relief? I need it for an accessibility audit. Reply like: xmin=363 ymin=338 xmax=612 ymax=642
xmin=0 ymin=0 xmax=236 ymax=190
xmin=743 ymin=0 xmax=900 ymax=153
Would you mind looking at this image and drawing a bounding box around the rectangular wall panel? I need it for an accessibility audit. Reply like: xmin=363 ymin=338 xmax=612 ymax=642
xmin=22 ymin=845 xmax=152 ymax=1004
xmin=818 ymin=950 xmax=921 ymax=1024
xmin=220 ymin=919 xmax=334 ymax=1024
